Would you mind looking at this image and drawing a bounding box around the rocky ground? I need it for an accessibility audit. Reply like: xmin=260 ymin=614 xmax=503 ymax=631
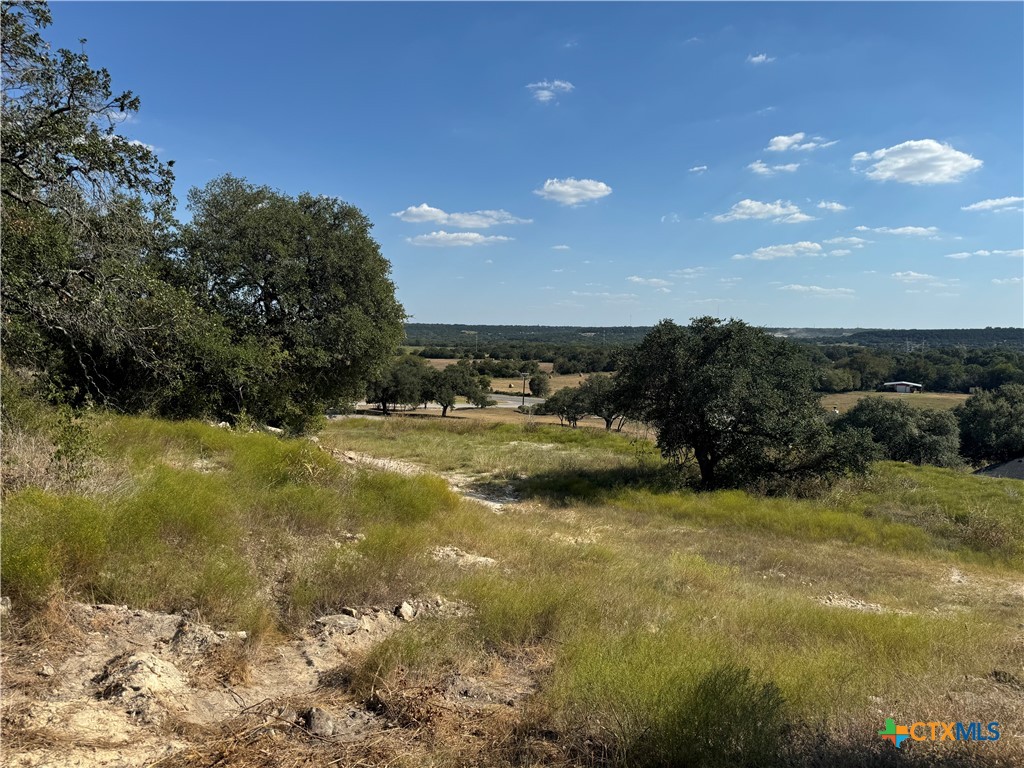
xmin=1 ymin=596 xmax=537 ymax=767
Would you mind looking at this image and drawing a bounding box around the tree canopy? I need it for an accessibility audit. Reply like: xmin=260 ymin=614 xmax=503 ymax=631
xmin=956 ymin=384 xmax=1024 ymax=465
xmin=1 ymin=3 xmax=405 ymax=432
xmin=617 ymin=318 xmax=874 ymax=490
xmin=836 ymin=398 xmax=961 ymax=468
xmin=182 ymin=175 xmax=405 ymax=431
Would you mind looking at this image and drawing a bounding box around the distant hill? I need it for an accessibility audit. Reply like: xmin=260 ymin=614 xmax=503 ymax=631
xmin=404 ymin=324 xmax=1024 ymax=349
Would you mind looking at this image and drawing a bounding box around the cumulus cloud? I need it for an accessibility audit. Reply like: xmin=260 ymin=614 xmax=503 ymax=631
xmin=829 ymin=249 xmax=852 ymax=257
xmin=534 ymin=177 xmax=612 ymax=206
xmin=748 ymin=159 xmax=800 ymax=176
xmin=779 ymin=284 xmax=855 ymax=296
xmin=732 ymin=241 xmax=822 ymax=260
xmin=747 ymin=53 xmax=775 ymax=64
xmin=407 ymin=231 xmax=513 ymax=247
xmin=627 ymin=276 xmax=672 ymax=287
xmin=891 ymin=271 xmax=936 ymax=282
xmin=551 ymin=244 xmax=571 ymax=250
xmin=944 ymin=248 xmax=1023 ymax=259
xmin=817 ymin=201 xmax=848 ymax=212
xmin=765 ymin=132 xmax=837 ymax=152
xmin=661 ymin=212 xmax=681 ymax=223
xmin=526 ymin=79 xmax=575 ymax=103
xmin=992 ymin=277 xmax=1023 ymax=285
xmin=688 ymin=165 xmax=708 ymax=174
xmin=856 ymin=225 xmax=939 ymax=237
xmin=392 ymin=203 xmax=531 ymax=228
xmin=961 ymin=196 xmax=1024 ymax=213
xmin=713 ymin=199 xmax=815 ymax=224
xmin=824 ymin=236 xmax=869 ymax=247
xmin=851 ymin=139 xmax=982 ymax=184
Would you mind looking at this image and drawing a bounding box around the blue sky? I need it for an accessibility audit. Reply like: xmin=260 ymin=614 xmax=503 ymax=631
xmin=50 ymin=2 xmax=1023 ymax=328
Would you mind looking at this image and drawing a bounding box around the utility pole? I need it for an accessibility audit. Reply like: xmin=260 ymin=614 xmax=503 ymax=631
xmin=518 ymin=371 xmax=529 ymax=407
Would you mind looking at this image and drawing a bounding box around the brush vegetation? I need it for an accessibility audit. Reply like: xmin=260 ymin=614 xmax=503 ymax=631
xmin=4 ymin=411 xmax=1023 ymax=765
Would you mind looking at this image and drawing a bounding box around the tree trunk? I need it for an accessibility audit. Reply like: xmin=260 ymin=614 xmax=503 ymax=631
xmin=603 ymin=416 xmax=614 ymax=430
xmin=441 ymin=405 xmax=449 ymax=417
xmin=695 ymin=449 xmax=718 ymax=489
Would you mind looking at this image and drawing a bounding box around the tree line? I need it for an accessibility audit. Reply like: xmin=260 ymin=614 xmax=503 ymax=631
xmin=413 ymin=340 xmax=1024 ymax=391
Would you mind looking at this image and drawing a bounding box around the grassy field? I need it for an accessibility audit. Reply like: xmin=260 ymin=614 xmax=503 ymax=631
xmin=3 ymin=413 xmax=1022 ymax=765
xmin=820 ymin=390 xmax=969 ymax=412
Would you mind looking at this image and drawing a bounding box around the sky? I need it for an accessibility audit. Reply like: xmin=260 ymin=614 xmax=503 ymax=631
xmin=47 ymin=1 xmax=1024 ymax=328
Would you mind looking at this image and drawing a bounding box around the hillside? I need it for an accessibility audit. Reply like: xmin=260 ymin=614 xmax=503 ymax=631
xmin=3 ymin=413 xmax=1022 ymax=767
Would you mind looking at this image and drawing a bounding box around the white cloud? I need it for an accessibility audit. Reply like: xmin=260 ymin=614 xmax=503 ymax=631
xmin=671 ymin=267 xmax=708 ymax=279
xmin=526 ymin=79 xmax=575 ymax=104
xmin=829 ymin=249 xmax=852 ymax=257
xmin=992 ymin=277 xmax=1023 ymax=285
xmin=551 ymin=244 xmax=571 ymax=250
xmin=102 ymin=134 xmax=156 ymax=152
xmin=627 ymin=276 xmax=672 ymax=287
xmin=824 ymin=236 xmax=869 ymax=248
xmin=856 ymin=225 xmax=939 ymax=237
xmin=720 ymin=277 xmax=743 ymax=284
xmin=732 ymin=241 xmax=823 ymax=260
xmin=817 ymin=201 xmax=848 ymax=212
xmin=688 ymin=165 xmax=708 ymax=174
xmin=747 ymin=53 xmax=775 ymax=64
xmin=684 ymin=36 xmax=701 ymax=44
xmin=748 ymin=159 xmax=800 ymax=176
xmin=392 ymin=203 xmax=531 ymax=228
xmin=961 ymin=196 xmax=1024 ymax=213
xmin=765 ymin=132 xmax=837 ymax=152
xmin=779 ymin=284 xmax=855 ymax=296
xmin=661 ymin=213 xmax=681 ymax=223
xmin=571 ymin=291 xmax=638 ymax=300
xmin=712 ymin=199 xmax=814 ymax=224
xmin=534 ymin=177 xmax=612 ymax=206
xmin=407 ymin=231 xmax=513 ymax=247
xmin=944 ymin=248 xmax=1023 ymax=259
xmin=891 ymin=271 xmax=936 ymax=282
xmin=851 ymin=139 xmax=982 ymax=184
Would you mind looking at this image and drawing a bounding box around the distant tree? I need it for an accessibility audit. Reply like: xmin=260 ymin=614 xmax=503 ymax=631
xmin=427 ymin=362 xmax=488 ymax=417
xmin=581 ymin=373 xmax=625 ymax=430
xmin=539 ymin=386 xmax=589 ymax=427
xmin=836 ymin=398 xmax=960 ymax=467
xmin=529 ymin=373 xmax=551 ymax=398
xmin=956 ymin=384 xmax=1024 ymax=464
xmin=617 ymin=317 xmax=875 ymax=490
xmin=183 ymin=175 xmax=405 ymax=432
xmin=365 ymin=356 xmax=430 ymax=416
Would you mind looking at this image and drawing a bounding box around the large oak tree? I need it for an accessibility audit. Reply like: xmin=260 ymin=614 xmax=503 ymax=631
xmin=616 ymin=317 xmax=873 ymax=490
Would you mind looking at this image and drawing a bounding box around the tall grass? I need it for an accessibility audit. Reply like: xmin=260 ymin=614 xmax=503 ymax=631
xmin=4 ymin=412 xmax=1021 ymax=764
xmin=1 ymin=416 xmax=471 ymax=635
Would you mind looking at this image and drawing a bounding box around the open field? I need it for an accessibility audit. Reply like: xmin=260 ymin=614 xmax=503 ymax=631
xmin=822 ymin=390 xmax=970 ymax=413
xmin=3 ymin=413 xmax=1022 ymax=766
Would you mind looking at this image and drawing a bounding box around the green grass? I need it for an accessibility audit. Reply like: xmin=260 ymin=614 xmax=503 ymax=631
xmin=4 ymin=412 xmax=1022 ymax=764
